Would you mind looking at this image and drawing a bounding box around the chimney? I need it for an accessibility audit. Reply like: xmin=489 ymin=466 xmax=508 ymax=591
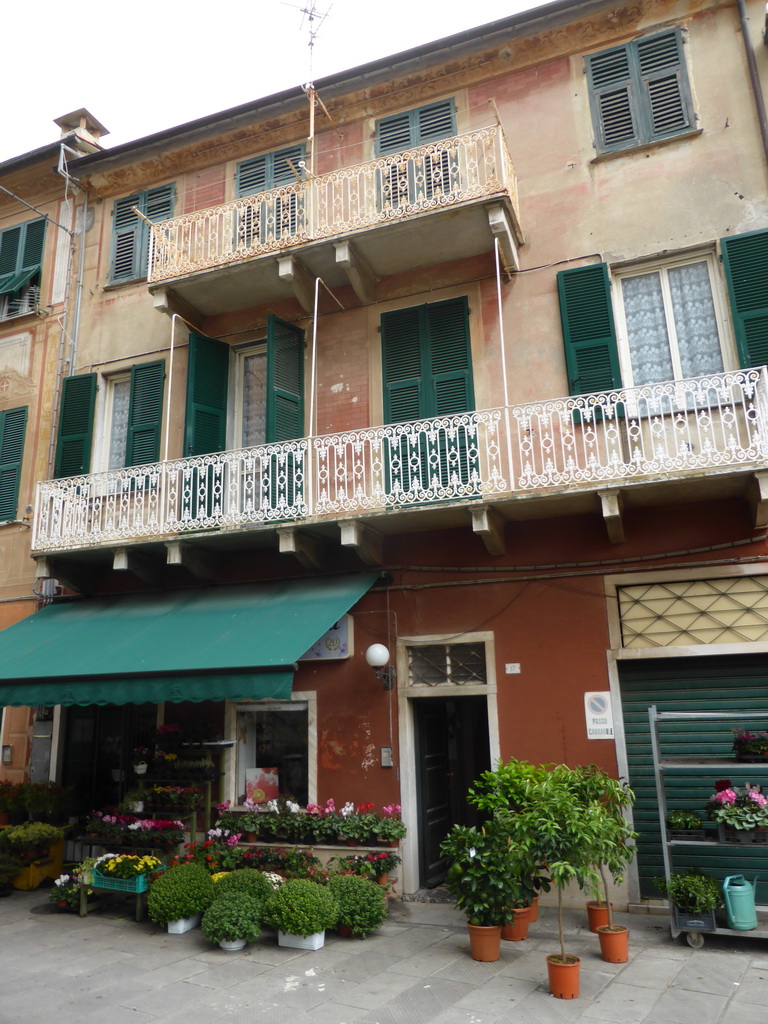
xmin=53 ymin=109 xmax=110 ymax=154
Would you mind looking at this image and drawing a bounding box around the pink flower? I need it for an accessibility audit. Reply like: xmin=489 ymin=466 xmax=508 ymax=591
xmin=226 ymin=833 xmax=242 ymax=847
xmin=749 ymin=791 xmax=767 ymax=807
xmin=714 ymin=789 xmax=737 ymax=805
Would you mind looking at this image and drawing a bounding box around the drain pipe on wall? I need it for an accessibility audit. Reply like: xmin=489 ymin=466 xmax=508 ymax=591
xmin=737 ymin=0 xmax=768 ymax=169
xmin=164 ymin=314 xmax=181 ymax=462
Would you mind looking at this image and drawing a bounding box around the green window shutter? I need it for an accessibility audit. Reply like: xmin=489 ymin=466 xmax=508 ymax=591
xmin=266 ymin=316 xmax=304 ymax=442
xmin=111 ymin=185 xmax=175 ymax=282
xmin=426 ymin=297 xmax=474 ymax=416
xmin=184 ymin=333 xmax=230 ymax=456
xmin=54 ymin=374 xmax=97 ymax=478
xmin=587 ymin=45 xmax=638 ymax=150
xmin=20 ymin=220 xmax=46 ymax=272
xmin=382 ymin=307 xmax=425 ymax=422
xmin=558 ymin=264 xmax=622 ymax=395
xmin=721 ymin=229 xmax=768 ymax=368
xmin=236 ymin=146 xmax=305 ymax=196
xmin=125 ymin=361 xmax=165 ymax=466
xmin=637 ymin=32 xmax=693 ymax=140
xmin=111 ymin=194 xmax=142 ymax=282
xmin=0 ymin=407 xmax=27 ymax=521
xmin=376 ymin=99 xmax=456 ymax=155
xmin=0 ymin=226 xmax=21 ymax=279
xmin=587 ymin=30 xmax=692 ymax=152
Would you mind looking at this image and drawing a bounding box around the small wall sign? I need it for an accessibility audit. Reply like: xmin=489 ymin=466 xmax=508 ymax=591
xmin=584 ymin=691 xmax=615 ymax=740
xmin=299 ymin=616 xmax=353 ymax=660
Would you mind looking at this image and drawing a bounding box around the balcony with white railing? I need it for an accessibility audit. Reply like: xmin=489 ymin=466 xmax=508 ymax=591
xmin=147 ymin=126 xmax=522 ymax=315
xmin=33 ymin=369 xmax=768 ymax=559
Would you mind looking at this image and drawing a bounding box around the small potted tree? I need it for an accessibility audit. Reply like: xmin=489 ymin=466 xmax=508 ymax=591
xmin=262 ymin=878 xmax=340 ymax=949
xmin=328 ymin=873 xmax=388 ymax=938
xmin=653 ymin=870 xmax=724 ymax=933
xmin=440 ymin=817 xmax=528 ymax=962
xmin=147 ymin=863 xmax=215 ymax=933
xmin=201 ymin=892 xmax=262 ymax=950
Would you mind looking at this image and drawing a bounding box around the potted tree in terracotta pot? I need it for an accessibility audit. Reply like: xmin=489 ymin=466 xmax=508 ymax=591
xmin=440 ymin=817 xmax=528 ymax=962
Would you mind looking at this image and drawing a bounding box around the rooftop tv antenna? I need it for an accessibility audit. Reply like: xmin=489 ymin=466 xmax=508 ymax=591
xmin=283 ymin=1 xmax=333 ymax=176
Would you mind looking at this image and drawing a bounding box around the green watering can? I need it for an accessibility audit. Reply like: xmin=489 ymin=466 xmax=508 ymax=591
xmin=723 ymin=875 xmax=758 ymax=931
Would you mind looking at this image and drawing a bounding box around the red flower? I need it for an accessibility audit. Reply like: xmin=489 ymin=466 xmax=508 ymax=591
xmin=714 ymin=779 xmax=733 ymax=792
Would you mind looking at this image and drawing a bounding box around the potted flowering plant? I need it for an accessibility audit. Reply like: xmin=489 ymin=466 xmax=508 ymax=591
xmin=0 ymin=821 xmax=64 ymax=861
xmin=49 ymin=858 xmax=97 ymax=910
xmin=732 ymin=729 xmax=768 ymax=761
xmin=147 ymin=863 xmax=215 ymax=932
xmin=653 ymin=870 xmax=723 ymax=932
xmin=335 ymin=850 xmax=400 ymax=881
xmin=375 ymin=804 xmax=406 ymax=844
xmin=706 ymin=779 xmax=768 ymax=842
xmin=262 ymin=878 xmax=340 ymax=948
xmin=336 ymin=802 xmax=378 ymax=844
xmin=201 ymin=891 xmax=262 ymax=950
xmin=92 ymin=852 xmax=164 ymax=889
xmin=328 ymin=873 xmax=388 ymax=937
xmin=665 ymin=810 xmax=705 ymax=841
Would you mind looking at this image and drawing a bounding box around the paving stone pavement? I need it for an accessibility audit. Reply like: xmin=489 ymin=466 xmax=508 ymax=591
xmin=1 ymin=889 xmax=767 ymax=1024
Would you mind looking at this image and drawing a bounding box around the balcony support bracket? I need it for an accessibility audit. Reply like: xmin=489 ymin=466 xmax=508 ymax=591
xmin=487 ymin=203 xmax=520 ymax=275
xmin=277 ymin=256 xmax=315 ymax=313
xmin=165 ymin=541 xmax=219 ymax=582
xmin=152 ymin=286 xmax=200 ymax=323
xmin=113 ymin=547 xmax=163 ymax=586
xmin=339 ymin=520 xmax=383 ymax=566
xmin=334 ymin=241 xmax=377 ymax=304
xmin=278 ymin=527 xmax=327 ymax=569
xmin=34 ymin=556 xmax=94 ymax=594
xmin=748 ymin=471 xmax=768 ymax=528
xmin=471 ymin=505 xmax=505 ymax=556
xmin=599 ymin=489 xmax=625 ymax=544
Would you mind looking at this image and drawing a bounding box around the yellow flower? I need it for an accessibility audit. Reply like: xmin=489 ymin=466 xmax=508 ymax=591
xmin=211 ymin=871 xmax=230 ymax=883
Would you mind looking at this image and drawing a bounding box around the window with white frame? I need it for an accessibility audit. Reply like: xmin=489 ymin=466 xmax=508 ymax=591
xmin=407 ymin=642 xmax=487 ymax=687
xmin=235 ymin=701 xmax=309 ymax=805
xmin=614 ymin=255 xmax=730 ymax=387
xmin=231 ymin=344 xmax=267 ymax=449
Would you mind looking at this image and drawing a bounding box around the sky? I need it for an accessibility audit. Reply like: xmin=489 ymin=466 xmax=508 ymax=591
xmin=1 ymin=0 xmax=554 ymax=163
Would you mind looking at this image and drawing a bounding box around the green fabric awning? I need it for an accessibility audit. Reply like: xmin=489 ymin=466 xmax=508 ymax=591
xmin=0 ymin=267 xmax=38 ymax=296
xmin=0 ymin=574 xmax=376 ymax=707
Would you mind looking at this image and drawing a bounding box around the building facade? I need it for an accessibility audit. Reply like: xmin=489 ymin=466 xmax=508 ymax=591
xmin=1 ymin=0 xmax=768 ymax=900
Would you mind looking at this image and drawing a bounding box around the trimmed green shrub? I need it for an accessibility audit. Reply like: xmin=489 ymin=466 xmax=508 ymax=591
xmin=201 ymin=892 xmax=261 ymax=944
xmin=147 ymin=863 xmax=214 ymax=925
xmin=213 ymin=868 xmax=274 ymax=902
xmin=0 ymin=822 xmax=64 ymax=853
xmin=262 ymin=879 xmax=339 ymax=937
xmin=328 ymin=874 xmax=388 ymax=938
xmin=653 ymin=871 xmax=724 ymax=913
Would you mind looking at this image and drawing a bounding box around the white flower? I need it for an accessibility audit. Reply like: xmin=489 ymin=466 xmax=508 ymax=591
xmin=340 ymin=802 xmax=355 ymax=817
xmin=207 ymin=827 xmax=222 ymax=839
xmin=266 ymin=799 xmax=279 ymax=812
xmin=469 ymin=847 xmax=476 ymax=859
xmin=286 ymin=801 xmax=300 ymax=814
xmin=54 ymin=874 xmax=70 ymax=887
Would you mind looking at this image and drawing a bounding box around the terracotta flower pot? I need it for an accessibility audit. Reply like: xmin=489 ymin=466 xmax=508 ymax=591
xmin=466 ymin=923 xmax=501 ymax=962
xmin=586 ymin=900 xmax=612 ymax=933
xmin=546 ymin=954 xmax=580 ymax=999
xmin=528 ymin=894 xmax=539 ymax=923
xmin=375 ymin=873 xmax=389 ymax=886
xmin=597 ymin=924 xmax=629 ymax=963
xmin=337 ymin=924 xmax=353 ymax=937
xmin=501 ymin=905 xmax=530 ymax=941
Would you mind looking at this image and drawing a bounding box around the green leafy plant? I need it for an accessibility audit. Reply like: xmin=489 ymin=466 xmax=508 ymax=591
xmin=213 ymin=868 xmax=274 ymax=902
xmin=666 ymin=810 xmax=702 ymax=830
xmin=147 ymin=863 xmax=215 ymax=925
xmin=706 ymin=780 xmax=768 ymax=830
xmin=201 ymin=892 xmax=262 ymax=944
xmin=334 ymin=850 xmax=400 ymax=878
xmin=440 ymin=817 xmax=536 ymax=927
xmin=262 ymin=879 xmax=339 ymax=937
xmin=328 ymin=874 xmax=388 ymax=937
xmin=653 ymin=871 xmax=724 ymax=914
xmin=0 ymin=821 xmax=64 ymax=853
xmin=732 ymin=729 xmax=768 ymax=756
xmin=0 ymin=853 xmax=20 ymax=887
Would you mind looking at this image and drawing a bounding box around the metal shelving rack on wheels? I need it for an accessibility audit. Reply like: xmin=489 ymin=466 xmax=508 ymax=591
xmin=649 ymin=706 xmax=768 ymax=947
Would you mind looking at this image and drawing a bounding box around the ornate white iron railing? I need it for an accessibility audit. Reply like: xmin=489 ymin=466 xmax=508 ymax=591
xmin=148 ymin=126 xmax=516 ymax=281
xmin=32 ymin=369 xmax=768 ymax=553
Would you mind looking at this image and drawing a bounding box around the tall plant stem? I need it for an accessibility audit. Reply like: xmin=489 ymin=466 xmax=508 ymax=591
xmin=599 ymin=863 xmax=612 ymax=927
xmin=557 ymin=886 xmax=565 ymax=959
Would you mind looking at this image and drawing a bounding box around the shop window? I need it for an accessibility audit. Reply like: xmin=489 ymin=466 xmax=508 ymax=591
xmin=235 ymin=702 xmax=309 ymax=805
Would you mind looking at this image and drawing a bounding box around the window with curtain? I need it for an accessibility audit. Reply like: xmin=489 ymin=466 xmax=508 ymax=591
xmin=617 ymin=257 xmax=727 ymax=387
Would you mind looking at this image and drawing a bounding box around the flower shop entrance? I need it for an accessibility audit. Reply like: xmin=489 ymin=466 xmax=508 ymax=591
xmin=413 ymin=695 xmax=490 ymax=889
xmin=619 ymin=652 xmax=768 ymax=902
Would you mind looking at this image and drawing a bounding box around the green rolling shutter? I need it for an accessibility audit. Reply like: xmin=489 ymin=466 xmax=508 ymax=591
xmin=0 ymin=407 xmax=27 ymax=521
xmin=266 ymin=316 xmax=304 ymax=443
xmin=126 ymin=361 xmax=165 ymax=466
xmin=54 ymin=374 xmax=98 ymax=478
xmin=558 ymin=264 xmax=622 ymax=395
xmin=184 ymin=334 xmax=229 ymax=457
xmin=721 ymin=229 xmax=768 ymax=369
xmin=621 ymin=655 xmax=768 ymax=905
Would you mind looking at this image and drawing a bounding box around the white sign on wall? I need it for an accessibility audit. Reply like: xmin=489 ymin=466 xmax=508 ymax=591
xmin=299 ymin=615 xmax=353 ymax=661
xmin=584 ymin=691 xmax=615 ymax=740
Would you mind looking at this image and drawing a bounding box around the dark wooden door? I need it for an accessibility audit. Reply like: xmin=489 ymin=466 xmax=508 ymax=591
xmin=414 ymin=696 xmax=490 ymax=888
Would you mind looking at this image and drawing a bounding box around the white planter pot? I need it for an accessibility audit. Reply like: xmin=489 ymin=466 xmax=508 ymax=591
xmin=167 ymin=913 xmax=201 ymax=934
xmin=219 ymin=938 xmax=247 ymax=951
xmin=278 ymin=929 xmax=325 ymax=950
